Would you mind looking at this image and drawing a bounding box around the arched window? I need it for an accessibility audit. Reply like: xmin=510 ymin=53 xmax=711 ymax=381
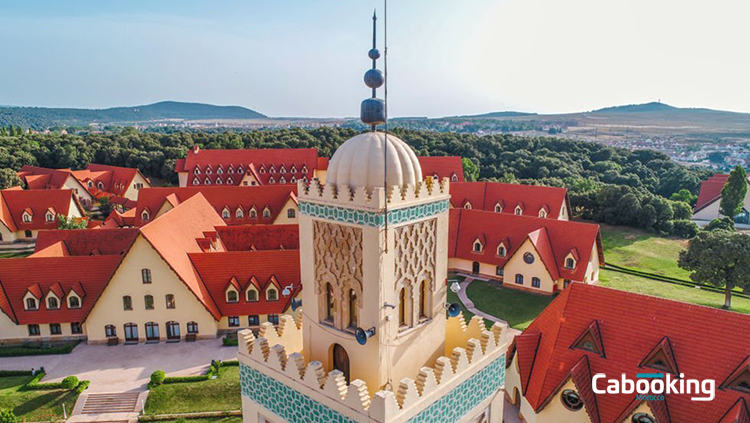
xmin=236 ymin=208 xmax=244 ymax=219
xmin=45 ymin=211 xmax=55 ymax=222
xmin=144 ymin=295 xmax=154 ymax=310
xmin=123 ymin=295 xmax=132 ymax=310
xmin=266 ymin=287 xmax=278 ymax=301
xmin=287 ymin=208 xmax=296 ymax=218
xmin=48 ymin=297 xmax=59 ymax=310
xmin=497 ymin=245 xmax=506 ymax=257
xmin=263 ymin=208 xmax=271 ymax=218
xmin=68 ymin=296 xmax=80 ymax=309
xmin=566 ymin=258 xmax=575 ymax=269
xmin=105 ymin=325 xmax=117 ymax=337
xmin=451 ymin=174 xmax=459 ymax=182
xmin=515 ymin=274 xmax=524 ymax=285
xmin=165 ymin=294 xmax=175 ymax=309
xmin=142 ymin=268 xmax=152 ymax=284
xmin=22 ymin=212 xmax=32 ymax=223
xmin=325 ymin=283 xmax=334 ymax=323
xmin=419 ymin=281 xmax=428 ymax=319
xmin=249 ymin=208 xmax=258 ymax=218
xmin=464 ymin=202 xmax=472 ymax=210
xmin=246 ymin=288 xmax=258 ymax=302
xmin=532 ymin=277 xmax=541 ymax=288
xmin=348 ymin=289 xmax=358 ymax=329
xmin=398 ymin=288 xmax=407 ymax=327
xmin=145 ymin=322 xmax=159 ymax=341
xmin=97 ymin=181 xmax=104 ymax=190
xmin=26 ymin=297 xmax=38 ymax=310
xmin=187 ymin=321 xmax=199 ymax=334
xmin=222 ymin=208 xmax=230 ymax=219
xmin=226 ymin=290 xmax=238 ymax=303
xmin=473 ymin=241 xmax=483 ymax=252
xmin=495 ymin=204 xmax=502 ymax=213
xmin=167 ymin=321 xmax=180 ymax=340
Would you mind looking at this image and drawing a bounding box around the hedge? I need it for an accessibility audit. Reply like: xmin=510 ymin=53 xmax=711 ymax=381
xmin=0 ymin=370 xmax=33 ymax=377
xmin=0 ymin=341 xmax=81 ymax=357
xmin=22 ymin=371 xmax=89 ymax=392
xmin=155 ymin=359 xmax=232 ymax=385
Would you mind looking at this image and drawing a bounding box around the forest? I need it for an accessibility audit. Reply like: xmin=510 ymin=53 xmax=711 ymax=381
xmin=0 ymin=126 xmax=713 ymax=233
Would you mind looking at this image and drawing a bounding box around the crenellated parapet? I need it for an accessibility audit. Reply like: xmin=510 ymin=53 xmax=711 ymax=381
xmin=238 ymin=312 xmax=510 ymax=423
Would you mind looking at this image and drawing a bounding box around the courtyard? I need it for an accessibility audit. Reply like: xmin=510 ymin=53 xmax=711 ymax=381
xmin=0 ymin=338 xmax=236 ymax=392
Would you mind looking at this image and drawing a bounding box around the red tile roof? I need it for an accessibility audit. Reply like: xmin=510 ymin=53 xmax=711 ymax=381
xmin=0 ymin=255 xmax=123 ymax=324
xmin=19 ymin=164 xmax=148 ymax=200
xmin=34 ymin=228 xmax=139 ymax=256
xmin=449 ymin=209 xmax=602 ymax=281
xmin=133 ymin=186 xmax=297 ymax=227
xmin=418 ymin=156 xmax=464 ymax=182
xmin=217 ymin=225 xmax=299 ymax=251
xmin=139 ymin=194 xmax=227 ymax=320
xmin=0 ymin=189 xmax=83 ymax=231
xmin=693 ymin=174 xmax=750 ymax=212
xmin=450 ymin=182 xmax=569 ymax=219
xmin=18 ymin=166 xmax=76 ymax=190
xmin=189 ymin=250 xmax=301 ymax=316
xmin=511 ymin=283 xmax=750 ymax=423
xmin=176 ymin=147 xmax=320 ymax=187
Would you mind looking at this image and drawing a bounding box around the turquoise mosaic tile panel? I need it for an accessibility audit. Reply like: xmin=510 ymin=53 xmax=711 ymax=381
xmin=299 ymin=199 xmax=449 ymax=228
xmin=240 ymin=354 xmax=505 ymax=423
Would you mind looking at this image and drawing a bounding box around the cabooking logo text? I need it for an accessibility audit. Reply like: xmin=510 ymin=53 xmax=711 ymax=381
xmin=592 ymin=372 xmax=715 ymax=402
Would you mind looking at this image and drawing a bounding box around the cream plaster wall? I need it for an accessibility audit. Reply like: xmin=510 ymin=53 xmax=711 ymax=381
xmin=63 ymin=176 xmax=94 ymax=205
xmin=0 ymin=312 xmax=30 ymax=342
xmin=85 ymin=236 xmax=218 ymax=342
xmin=558 ymin=203 xmax=569 ymax=221
xmin=314 ymin=169 xmax=327 ymax=183
xmin=692 ymin=188 xmax=750 ymax=221
xmin=178 ymin=172 xmax=188 ymax=187
xmin=0 ymin=222 xmax=18 ymax=243
xmin=240 ymin=174 xmax=259 ymax=187
xmin=501 ymin=239 xmax=556 ymax=293
xmin=272 ymin=197 xmax=299 ymax=225
xmin=123 ymin=173 xmax=151 ymax=201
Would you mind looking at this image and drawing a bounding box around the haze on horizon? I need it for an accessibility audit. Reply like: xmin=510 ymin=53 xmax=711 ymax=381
xmin=1 ymin=0 xmax=749 ymax=119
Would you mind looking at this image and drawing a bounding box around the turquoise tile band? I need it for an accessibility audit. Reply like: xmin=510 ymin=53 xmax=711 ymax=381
xmin=298 ymin=199 xmax=449 ymax=228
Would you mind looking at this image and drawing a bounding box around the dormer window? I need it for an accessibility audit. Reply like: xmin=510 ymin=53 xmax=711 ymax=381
xmin=721 ymin=358 xmax=750 ymax=394
xmin=279 ymin=176 xmax=286 ymax=184
xmin=495 ymin=203 xmax=503 ymax=213
xmin=226 ymin=289 xmax=238 ymax=303
xmin=222 ymin=207 xmax=230 ymax=219
xmin=290 ymin=165 xmax=298 ymax=173
xmin=68 ymin=295 xmax=81 ymax=309
xmin=88 ymin=181 xmax=94 ymax=188
xmin=291 ymin=176 xmax=297 ymax=183
xmin=433 ymin=173 xmax=439 ymax=180
xmin=217 ymin=166 xmax=224 ymax=174
xmin=236 ymin=208 xmax=244 ymax=219
xmin=97 ymin=181 xmax=104 ymax=190
xmin=497 ymin=244 xmax=506 ymax=257
xmin=269 ymin=165 xmax=276 ymax=174
xmin=141 ymin=209 xmax=150 ymax=221
xmin=227 ymin=165 xmax=235 ymax=174
xmin=216 ymin=177 xmax=223 ymax=185
xmin=262 ymin=207 xmax=271 ymax=218
xmin=639 ymin=337 xmax=679 ymax=376
xmin=45 ymin=210 xmax=55 ymax=222
xmin=47 ymin=296 xmax=59 ymax=310
xmin=246 ymin=287 xmax=258 ymax=302
xmin=249 ymin=207 xmax=258 ymax=218
xmin=193 ymin=177 xmax=201 ymax=185
xmin=266 ymin=287 xmax=278 ymax=301
xmin=238 ymin=165 xmax=245 ymax=174
xmin=26 ymin=297 xmax=38 ymax=310
xmin=22 ymin=212 xmax=32 ymax=223
xmin=206 ymin=167 xmax=213 ymax=175
xmin=204 ymin=178 xmax=211 ymax=185
xmin=515 ymin=205 xmax=524 ymax=215
xmin=268 ymin=177 xmax=275 ymax=184
xmin=301 ymin=165 xmax=308 ymax=173
xmin=473 ymin=240 xmax=483 ymax=253
xmin=451 ymin=174 xmax=459 ymax=182
xmin=227 ymin=177 xmax=234 ymax=184
xmin=194 ymin=167 xmax=201 ymax=174
xmin=280 ymin=165 xmax=287 ymax=174
xmin=566 ymin=258 xmax=576 ymax=269
xmin=464 ymin=202 xmax=472 ymax=210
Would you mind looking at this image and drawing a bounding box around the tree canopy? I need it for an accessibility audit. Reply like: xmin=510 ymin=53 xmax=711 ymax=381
xmin=720 ymin=165 xmax=747 ymax=218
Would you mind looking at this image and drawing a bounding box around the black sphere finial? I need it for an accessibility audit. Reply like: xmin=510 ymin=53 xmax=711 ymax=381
xmin=360 ymin=9 xmax=386 ymax=130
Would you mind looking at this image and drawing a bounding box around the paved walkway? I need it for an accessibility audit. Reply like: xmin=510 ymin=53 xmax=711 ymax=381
xmin=0 ymin=338 xmax=236 ymax=392
xmin=503 ymin=395 xmax=523 ymax=423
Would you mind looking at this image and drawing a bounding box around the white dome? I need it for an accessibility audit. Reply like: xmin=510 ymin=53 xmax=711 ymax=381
xmin=326 ymin=132 xmax=423 ymax=192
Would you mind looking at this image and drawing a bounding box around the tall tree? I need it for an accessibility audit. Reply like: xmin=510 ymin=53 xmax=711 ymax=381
xmin=678 ymin=229 xmax=750 ymax=309
xmin=461 ymin=158 xmax=479 ymax=182
xmin=0 ymin=168 xmax=22 ymax=189
xmin=720 ymin=165 xmax=748 ymax=218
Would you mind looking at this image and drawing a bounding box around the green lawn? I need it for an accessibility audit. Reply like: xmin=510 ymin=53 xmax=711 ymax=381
xmin=463 ymin=280 xmax=554 ymax=330
xmin=0 ymin=375 xmax=79 ymax=422
xmin=600 ymin=224 xmax=691 ymax=280
xmin=145 ymin=366 xmax=241 ymax=414
xmin=599 ymin=268 xmax=750 ymax=314
xmin=147 ymin=417 xmax=242 ymax=423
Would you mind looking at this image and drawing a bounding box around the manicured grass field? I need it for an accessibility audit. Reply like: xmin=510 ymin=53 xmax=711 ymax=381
xmin=464 ymin=281 xmax=554 ymax=330
xmin=0 ymin=375 xmax=79 ymax=422
xmin=600 ymin=224 xmax=690 ymax=280
xmin=599 ymin=268 xmax=750 ymax=314
xmin=145 ymin=366 xmax=241 ymax=414
xmin=0 ymin=340 xmax=81 ymax=357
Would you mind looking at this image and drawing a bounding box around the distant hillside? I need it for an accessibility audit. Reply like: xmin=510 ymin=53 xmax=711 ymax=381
xmin=450 ymin=111 xmax=537 ymax=118
xmin=592 ymin=102 xmax=678 ymax=113
xmin=0 ymin=101 xmax=266 ymax=129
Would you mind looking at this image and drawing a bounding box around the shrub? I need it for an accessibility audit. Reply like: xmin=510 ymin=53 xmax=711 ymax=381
xmin=0 ymin=409 xmax=17 ymax=423
xmin=61 ymin=375 xmax=79 ymax=390
xmin=150 ymin=370 xmax=166 ymax=387
xmin=706 ymin=217 xmax=735 ymax=232
xmin=671 ymin=219 xmax=700 ymax=239
xmin=75 ymin=380 xmax=90 ymax=394
xmin=222 ymin=336 xmax=238 ymax=347
xmin=0 ymin=370 xmax=32 ymax=377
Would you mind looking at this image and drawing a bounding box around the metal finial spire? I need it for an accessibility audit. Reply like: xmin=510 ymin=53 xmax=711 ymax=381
xmin=360 ymin=9 xmax=386 ymax=131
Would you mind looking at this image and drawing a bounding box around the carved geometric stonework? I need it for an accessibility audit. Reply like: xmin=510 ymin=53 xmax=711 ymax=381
xmin=394 ymin=218 xmax=437 ymax=291
xmin=313 ymin=221 xmax=363 ymax=329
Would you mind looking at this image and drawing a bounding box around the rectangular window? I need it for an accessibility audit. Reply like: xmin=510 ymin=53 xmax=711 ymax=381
xmin=71 ymin=322 xmax=82 ymax=334
xmin=496 ymin=266 xmax=504 ymax=276
xmin=144 ymin=295 xmax=154 ymax=310
xmin=28 ymin=324 xmax=40 ymax=336
xmin=228 ymin=316 xmax=240 ymax=327
xmin=142 ymin=269 xmax=152 ymax=284
xmin=248 ymin=315 xmax=260 ymax=326
xmin=268 ymin=314 xmax=279 ymax=325
xmin=50 ymin=323 xmax=62 ymax=335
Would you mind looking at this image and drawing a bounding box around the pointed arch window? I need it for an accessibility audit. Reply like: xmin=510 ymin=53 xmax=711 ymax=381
xmin=419 ymin=280 xmax=428 ymax=319
xmin=463 ymin=201 xmax=472 ymax=210
xmin=216 ymin=177 xmax=223 ymax=185
xmin=348 ymin=289 xmax=358 ymax=329
xmin=325 ymin=283 xmax=334 ymax=324
xmin=204 ymin=178 xmax=211 ymax=185
xmin=193 ymin=177 xmax=201 ymax=185
xmin=279 ymin=176 xmax=286 ymax=184
xmin=398 ymin=288 xmax=407 ymax=327
xmin=268 ymin=176 xmax=275 ymax=184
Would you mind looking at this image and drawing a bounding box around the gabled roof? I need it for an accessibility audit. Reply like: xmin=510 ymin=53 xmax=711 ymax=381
xmin=717 ymin=398 xmax=750 ymax=423
xmin=449 ymin=182 xmax=569 ymax=219
xmin=189 ymin=250 xmax=301 ymax=316
xmin=0 ymin=256 xmax=123 ymax=324
xmin=216 ymin=224 xmax=299 ymax=251
xmin=139 ymin=193 xmax=227 ymax=320
xmin=176 ymin=148 xmax=320 ymax=187
xmin=133 ymin=186 xmax=298 ymax=227
xmin=19 ymin=164 xmax=148 ymax=199
xmin=34 ymin=228 xmax=139 ymax=257
xmin=417 ymin=156 xmax=465 ymax=182
xmin=449 ymin=209 xmax=602 ymax=281
xmin=514 ymin=283 xmax=750 ymax=423
xmin=18 ymin=165 xmax=77 ymax=190
xmin=696 ymin=174 xmax=730 ymax=210
xmin=0 ymin=189 xmax=83 ymax=231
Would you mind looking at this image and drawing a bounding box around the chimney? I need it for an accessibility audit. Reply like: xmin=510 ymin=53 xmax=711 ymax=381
xmin=193 ymin=145 xmax=200 ymax=154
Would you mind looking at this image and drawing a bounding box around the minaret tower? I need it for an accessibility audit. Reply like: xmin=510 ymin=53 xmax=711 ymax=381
xmin=295 ymin=12 xmax=451 ymax=392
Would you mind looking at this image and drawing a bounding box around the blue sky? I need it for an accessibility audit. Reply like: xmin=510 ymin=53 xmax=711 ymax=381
xmin=1 ymin=0 xmax=749 ymax=117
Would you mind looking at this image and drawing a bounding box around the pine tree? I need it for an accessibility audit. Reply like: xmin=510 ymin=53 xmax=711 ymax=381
xmin=720 ymin=165 xmax=748 ymax=218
